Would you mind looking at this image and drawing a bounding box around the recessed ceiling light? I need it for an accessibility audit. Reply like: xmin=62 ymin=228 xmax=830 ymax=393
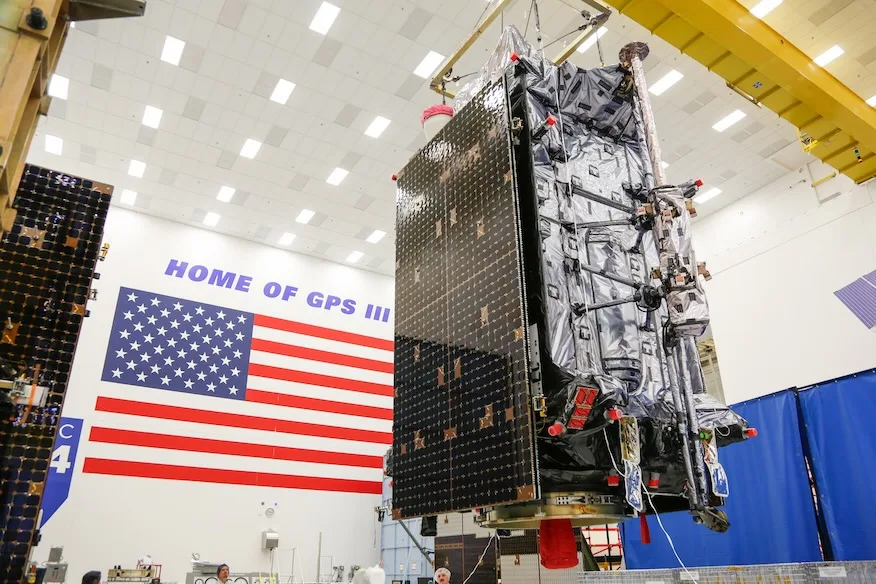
xmin=278 ymin=232 xmax=296 ymax=246
xmin=120 ymin=189 xmax=137 ymax=205
xmin=217 ymin=186 xmax=235 ymax=202
xmin=48 ymin=75 xmax=69 ymax=100
xmin=128 ymin=160 xmax=146 ymax=178
xmin=750 ymin=0 xmax=782 ymax=17
xmin=326 ymin=167 xmax=349 ymax=185
xmin=414 ymin=51 xmax=445 ymax=79
xmin=867 ymin=95 xmax=876 ymax=107
xmin=142 ymin=105 xmax=163 ymax=129
xmin=203 ymin=212 xmax=220 ymax=227
xmin=649 ymin=70 xmax=684 ymax=96
xmin=814 ymin=45 xmax=844 ymax=67
xmin=44 ymin=135 xmax=63 ymax=155
xmin=365 ymin=116 xmax=391 ymax=138
xmin=270 ymin=79 xmax=296 ymax=104
xmin=712 ymin=110 xmax=746 ymax=132
xmin=309 ymin=2 xmax=340 ymax=35
xmin=577 ymin=27 xmax=607 ymax=53
xmin=240 ymin=138 xmax=262 ymax=159
xmin=694 ymin=188 xmax=722 ymax=203
xmin=160 ymin=36 xmax=185 ymax=66
xmin=296 ymin=209 xmax=315 ymax=224
xmin=346 ymin=250 xmax=363 ymax=263
xmin=366 ymin=229 xmax=386 ymax=243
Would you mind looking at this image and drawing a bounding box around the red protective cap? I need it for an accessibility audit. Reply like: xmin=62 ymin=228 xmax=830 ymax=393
xmin=420 ymin=104 xmax=455 ymax=127
xmin=607 ymin=474 xmax=620 ymax=487
xmin=548 ymin=422 xmax=565 ymax=437
xmin=546 ymin=115 xmax=557 ymax=126
xmin=391 ymin=174 xmax=398 ymax=181
xmin=608 ymin=408 xmax=622 ymax=421
xmin=640 ymin=513 xmax=651 ymax=545
xmin=648 ymin=479 xmax=660 ymax=488
xmin=695 ymin=179 xmax=704 ymax=187
xmin=745 ymin=427 xmax=758 ymax=438
xmin=510 ymin=52 xmax=519 ymax=62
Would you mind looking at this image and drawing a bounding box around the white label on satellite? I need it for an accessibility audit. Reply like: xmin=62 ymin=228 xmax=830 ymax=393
xmin=818 ymin=566 xmax=847 ymax=578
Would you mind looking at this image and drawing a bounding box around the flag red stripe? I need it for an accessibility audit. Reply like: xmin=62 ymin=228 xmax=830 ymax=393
xmin=245 ymin=389 xmax=393 ymax=420
xmin=254 ymin=314 xmax=393 ymax=352
xmin=95 ymin=396 xmax=392 ymax=444
xmin=89 ymin=427 xmax=383 ymax=468
xmin=250 ymin=337 xmax=393 ymax=374
xmin=248 ymin=363 xmax=394 ymax=397
xmin=82 ymin=458 xmax=382 ymax=495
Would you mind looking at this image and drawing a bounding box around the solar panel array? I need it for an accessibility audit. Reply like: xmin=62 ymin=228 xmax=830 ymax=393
xmin=392 ymin=79 xmax=537 ymax=519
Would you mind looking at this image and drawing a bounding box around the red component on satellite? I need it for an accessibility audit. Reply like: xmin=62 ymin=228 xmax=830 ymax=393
xmin=539 ymin=519 xmax=579 ymax=569
xmin=548 ymin=422 xmax=565 ymax=436
xmin=607 ymin=473 xmax=620 ymax=487
xmin=510 ymin=52 xmax=519 ymax=62
xmin=546 ymin=115 xmax=557 ymax=126
xmin=745 ymin=427 xmax=758 ymax=438
xmin=391 ymin=174 xmax=398 ymax=181
xmin=608 ymin=408 xmax=622 ymax=421
xmin=695 ymin=179 xmax=704 ymax=187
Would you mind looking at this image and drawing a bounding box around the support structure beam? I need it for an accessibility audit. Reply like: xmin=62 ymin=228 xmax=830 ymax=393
xmin=603 ymin=0 xmax=876 ymax=184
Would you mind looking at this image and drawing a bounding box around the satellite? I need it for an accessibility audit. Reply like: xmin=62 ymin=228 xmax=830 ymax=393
xmin=388 ymin=25 xmax=754 ymax=563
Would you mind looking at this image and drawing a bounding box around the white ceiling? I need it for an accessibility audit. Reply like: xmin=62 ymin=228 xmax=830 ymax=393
xmin=25 ymin=0 xmax=876 ymax=276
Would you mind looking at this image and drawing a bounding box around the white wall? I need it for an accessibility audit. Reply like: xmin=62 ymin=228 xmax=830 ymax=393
xmin=693 ymin=162 xmax=876 ymax=404
xmin=34 ymin=208 xmax=394 ymax=583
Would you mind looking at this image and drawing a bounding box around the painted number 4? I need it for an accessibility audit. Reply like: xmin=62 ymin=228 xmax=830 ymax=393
xmin=50 ymin=444 xmax=72 ymax=474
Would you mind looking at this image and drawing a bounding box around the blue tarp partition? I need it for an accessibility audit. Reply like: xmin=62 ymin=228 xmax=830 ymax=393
xmin=799 ymin=368 xmax=876 ymax=561
xmin=622 ymin=389 xmax=823 ymax=568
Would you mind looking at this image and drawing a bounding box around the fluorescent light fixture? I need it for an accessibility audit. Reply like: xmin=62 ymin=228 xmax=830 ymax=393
xmin=160 ymin=36 xmax=185 ymax=66
xmin=712 ymin=110 xmax=746 ymax=132
xmin=750 ymin=0 xmax=782 ymax=17
xmin=694 ymin=188 xmax=722 ymax=204
xmin=326 ymin=167 xmax=349 ymax=185
xmin=216 ymin=186 xmax=235 ymax=202
xmin=203 ymin=212 xmax=220 ymax=227
xmin=142 ymin=105 xmax=163 ymax=128
xmin=365 ymin=116 xmax=391 ymax=138
xmin=128 ymin=159 xmax=146 ymax=178
xmin=44 ymin=135 xmax=63 ymax=155
xmin=814 ymin=45 xmax=844 ymax=67
xmin=240 ymin=138 xmax=262 ymax=159
xmin=296 ymin=209 xmax=315 ymax=224
xmin=867 ymin=95 xmax=876 ymax=107
xmin=309 ymin=2 xmax=340 ymax=35
xmin=278 ymin=232 xmax=296 ymax=246
xmin=661 ymin=161 xmax=670 ymax=169
xmin=414 ymin=51 xmax=445 ymax=78
xmin=346 ymin=250 xmax=363 ymax=263
xmin=270 ymin=79 xmax=296 ymax=104
xmin=48 ymin=75 xmax=69 ymax=100
xmin=577 ymin=27 xmax=607 ymax=53
xmin=649 ymin=70 xmax=684 ymax=96
xmin=366 ymin=229 xmax=386 ymax=244
xmin=120 ymin=189 xmax=137 ymax=205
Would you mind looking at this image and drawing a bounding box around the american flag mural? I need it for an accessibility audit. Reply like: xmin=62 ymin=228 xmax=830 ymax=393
xmin=85 ymin=287 xmax=392 ymax=494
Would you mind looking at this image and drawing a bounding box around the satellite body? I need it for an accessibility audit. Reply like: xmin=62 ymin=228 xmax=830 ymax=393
xmin=390 ymin=27 xmax=751 ymax=533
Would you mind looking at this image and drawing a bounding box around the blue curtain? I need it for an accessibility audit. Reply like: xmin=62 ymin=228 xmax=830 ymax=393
xmin=799 ymin=369 xmax=876 ymax=560
xmin=622 ymin=390 xmax=822 ymax=567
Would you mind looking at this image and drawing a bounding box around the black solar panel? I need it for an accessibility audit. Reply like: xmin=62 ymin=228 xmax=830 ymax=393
xmin=392 ymin=79 xmax=537 ymax=519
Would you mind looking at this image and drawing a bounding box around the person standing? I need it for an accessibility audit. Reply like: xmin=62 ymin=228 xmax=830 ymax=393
xmin=216 ymin=564 xmax=230 ymax=584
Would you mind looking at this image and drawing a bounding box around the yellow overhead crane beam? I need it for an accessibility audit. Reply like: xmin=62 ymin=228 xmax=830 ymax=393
xmin=600 ymin=0 xmax=876 ymax=184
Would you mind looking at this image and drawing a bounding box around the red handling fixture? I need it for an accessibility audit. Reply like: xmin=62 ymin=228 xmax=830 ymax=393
xmin=539 ymin=518 xmax=579 ymax=569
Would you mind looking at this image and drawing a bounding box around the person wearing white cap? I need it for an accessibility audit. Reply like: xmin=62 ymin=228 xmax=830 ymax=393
xmin=434 ymin=567 xmax=451 ymax=584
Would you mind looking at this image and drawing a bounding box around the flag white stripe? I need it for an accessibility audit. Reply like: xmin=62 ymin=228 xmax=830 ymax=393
xmin=84 ymin=441 xmax=382 ymax=481
xmin=246 ymin=375 xmax=393 ymax=410
xmin=248 ymin=350 xmax=393 ymax=385
xmin=252 ymin=325 xmax=393 ymax=363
